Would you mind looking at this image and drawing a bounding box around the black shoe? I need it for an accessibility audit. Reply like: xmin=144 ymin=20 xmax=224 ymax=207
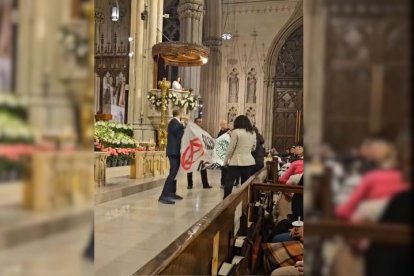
xmin=172 ymin=194 xmax=183 ymax=200
xmin=203 ymin=185 xmax=213 ymax=189
xmin=187 ymin=186 xmax=193 ymax=189
xmin=158 ymin=196 xmax=175 ymax=204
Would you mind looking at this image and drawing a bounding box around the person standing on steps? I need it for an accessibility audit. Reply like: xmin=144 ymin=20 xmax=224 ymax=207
xmin=159 ymin=109 xmax=185 ymax=205
xmin=223 ymin=115 xmax=256 ymax=199
xmin=217 ymin=120 xmax=230 ymax=189
xmin=187 ymin=118 xmax=213 ymax=189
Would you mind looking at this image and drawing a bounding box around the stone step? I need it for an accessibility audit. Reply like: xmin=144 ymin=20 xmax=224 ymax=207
xmin=0 ymin=204 xmax=92 ymax=249
xmin=95 ymin=175 xmax=167 ymax=204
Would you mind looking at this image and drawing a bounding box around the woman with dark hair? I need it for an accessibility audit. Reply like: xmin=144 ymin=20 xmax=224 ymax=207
xmin=223 ymin=115 xmax=256 ymax=199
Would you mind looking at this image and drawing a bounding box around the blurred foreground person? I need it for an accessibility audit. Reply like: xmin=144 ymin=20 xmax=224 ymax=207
xmin=365 ymin=132 xmax=412 ymax=276
xmin=335 ymin=139 xmax=408 ymax=222
xmin=83 ymin=228 xmax=94 ymax=261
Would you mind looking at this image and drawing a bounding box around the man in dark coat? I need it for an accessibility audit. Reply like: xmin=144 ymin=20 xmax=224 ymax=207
xmin=159 ymin=109 xmax=185 ymax=204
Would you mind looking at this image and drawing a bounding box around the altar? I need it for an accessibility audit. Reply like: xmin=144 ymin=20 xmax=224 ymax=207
xmin=130 ymin=151 xmax=169 ymax=179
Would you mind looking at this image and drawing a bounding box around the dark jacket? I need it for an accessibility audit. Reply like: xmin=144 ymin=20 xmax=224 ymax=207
xmin=365 ymin=190 xmax=412 ymax=276
xmin=291 ymin=176 xmax=303 ymax=221
xmin=217 ymin=128 xmax=230 ymax=138
xmin=252 ymin=132 xmax=265 ymax=166
xmin=166 ymin=118 xmax=185 ymax=157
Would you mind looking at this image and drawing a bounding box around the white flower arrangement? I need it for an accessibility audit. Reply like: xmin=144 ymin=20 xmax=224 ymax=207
xmin=147 ymin=91 xmax=198 ymax=111
xmin=94 ymin=121 xmax=135 ymax=148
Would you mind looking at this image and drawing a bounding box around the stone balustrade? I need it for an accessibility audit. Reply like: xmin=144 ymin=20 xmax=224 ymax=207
xmin=130 ymin=151 xmax=169 ymax=179
xmin=94 ymin=152 xmax=108 ymax=187
xmin=24 ymin=151 xmax=94 ymax=211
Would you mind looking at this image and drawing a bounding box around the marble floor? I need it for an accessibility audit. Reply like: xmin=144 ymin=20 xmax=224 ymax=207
xmin=0 ymin=224 xmax=93 ymax=276
xmin=95 ymin=170 xmax=235 ymax=276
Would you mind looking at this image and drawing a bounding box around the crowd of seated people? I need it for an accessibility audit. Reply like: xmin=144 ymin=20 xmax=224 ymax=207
xmin=252 ymin=145 xmax=305 ymax=276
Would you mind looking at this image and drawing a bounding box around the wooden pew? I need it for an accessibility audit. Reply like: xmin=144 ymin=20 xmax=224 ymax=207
xmin=310 ymin=169 xmax=334 ymax=218
xmin=306 ymin=219 xmax=410 ymax=245
xmin=133 ymin=169 xmax=267 ymax=275
xmin=265 ymin=158 xmax=279 ymax=184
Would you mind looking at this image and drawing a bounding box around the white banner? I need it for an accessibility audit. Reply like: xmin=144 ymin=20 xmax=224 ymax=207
xmin=212 ymin=133 xmax=230 ymax=166
xmin=179 ymin=122 xmax=228 ymax=173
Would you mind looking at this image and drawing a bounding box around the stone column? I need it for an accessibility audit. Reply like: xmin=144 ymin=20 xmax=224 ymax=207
xmin=177 ymin=0 xmax=204 ymax=95
xmin=199 ymin=0 xmax=222 ymax=135
xmin=263 ymin=79 xmax=275 ymax=149
xmin=131 ymin=0 xmax=146 ymax=124
xmin=157 ymin=0 xmax=164 ymax=43
xmin=148 ymin=0 xmax=158 ymax=90
xmin=17 ymin=0 xmax=76 ymax=134
xmin=304 ymin=0 xmax=327 ymax=154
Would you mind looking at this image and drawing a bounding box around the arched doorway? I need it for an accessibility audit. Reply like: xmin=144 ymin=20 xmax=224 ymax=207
xmin=263 ymin=2 xmax=303 ymax=152
xmin=273 ymin=26 xmax=303 ymax=150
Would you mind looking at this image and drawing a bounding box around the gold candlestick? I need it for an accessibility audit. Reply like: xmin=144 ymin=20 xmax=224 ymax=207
xmin=158 ymin=78 xmax=170 ymax=151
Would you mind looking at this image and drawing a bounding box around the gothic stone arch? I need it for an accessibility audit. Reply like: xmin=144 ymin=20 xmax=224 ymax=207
xmin=263 ymin=1 xmax=303 ymax=151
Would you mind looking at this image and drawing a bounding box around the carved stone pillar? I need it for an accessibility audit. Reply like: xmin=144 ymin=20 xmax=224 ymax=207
xmin=200 ymin=0 xmax=222 ymax=134
xmin=200 ymin=40 xmax=222 ymax=134
xmin=304 ymin=0 xmax=326 ymax=154
xmin=263 ymin=79 xmax=275 ymax=149
xmin=177 ymin=0 xmax=204 ymax=95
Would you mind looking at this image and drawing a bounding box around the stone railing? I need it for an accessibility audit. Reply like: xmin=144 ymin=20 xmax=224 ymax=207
xmin=24 ymin=151 xmax=94 ymax=211
xmin=130 ymin=151 xmax=169 ymax=179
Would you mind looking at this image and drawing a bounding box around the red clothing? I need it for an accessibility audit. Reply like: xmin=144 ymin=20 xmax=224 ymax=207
xmin=335 ymin=169 xmax=408 ymax=220
xmin=278 ymin=159 xmax=304 ymax=184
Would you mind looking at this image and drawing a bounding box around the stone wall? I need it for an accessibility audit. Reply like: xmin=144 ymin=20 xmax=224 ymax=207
xmin=219 ymin=0 xmax=298 ymax=136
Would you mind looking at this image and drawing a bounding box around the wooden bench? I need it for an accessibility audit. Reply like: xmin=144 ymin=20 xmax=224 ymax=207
xmin=133 ymin=169 xmax=267 ymax=275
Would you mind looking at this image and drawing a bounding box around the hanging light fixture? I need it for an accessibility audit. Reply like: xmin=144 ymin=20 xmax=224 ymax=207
xmin=111 ymin=0 xmax=120 ymax=22
xmin=222 ymin=1 xmax=231 ymax=40
xmin=222 ymin=33 xmax=232 ymax=40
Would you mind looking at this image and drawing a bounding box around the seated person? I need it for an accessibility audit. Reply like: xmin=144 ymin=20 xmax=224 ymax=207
xmin=271 ymin=260 xmax=304 ymax=276
xmin=335 ymin=139 xmax=408 ymax=222
xmin=269 ymin=176 xmax=303 ymax=241
xmin=263 ymin=225 xmax=304 ymax=275
xmin=278 ymin=146 xmax=304 ymax=184
xmin=365 ymin=189 xmax=412 ymax=276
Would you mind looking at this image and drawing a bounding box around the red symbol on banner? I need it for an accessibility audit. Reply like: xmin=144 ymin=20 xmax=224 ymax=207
xmin=181 ymin=138 xmax=204 ymax=170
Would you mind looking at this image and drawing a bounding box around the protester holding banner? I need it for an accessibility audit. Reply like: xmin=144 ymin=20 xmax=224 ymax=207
xmin=159 ymin=109 xmax=185 ymax=205
xmin=187 ymin=118 xmax=212 ymax=189
xmin=217 ymin=120 xmax=230 ymax=188
xmin=223 ymin=115 xmax=257 ymax=199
